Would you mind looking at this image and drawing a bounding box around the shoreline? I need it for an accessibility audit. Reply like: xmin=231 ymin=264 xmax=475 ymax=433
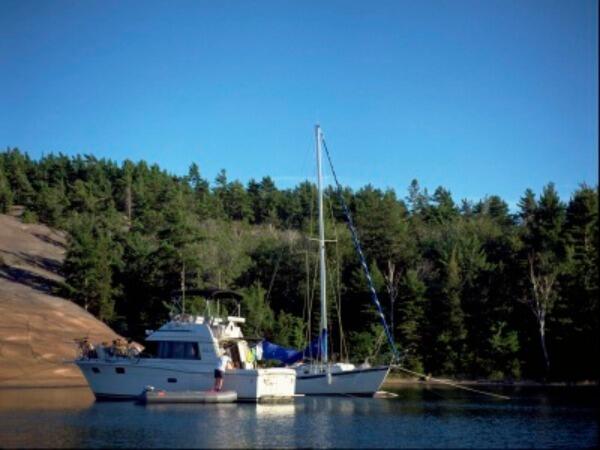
xmin=1 ymin=378 xmax=597 ymax=390
xmin=383 ymin=375 xmax=599 ymax=388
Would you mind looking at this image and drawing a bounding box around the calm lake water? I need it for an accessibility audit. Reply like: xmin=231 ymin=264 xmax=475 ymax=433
xmin=0 ymin=385 xmax=597 ymax=448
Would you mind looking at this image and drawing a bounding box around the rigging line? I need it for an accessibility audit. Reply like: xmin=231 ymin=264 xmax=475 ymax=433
xmin=367 ymin=326 xmax=387 ymax=363
xmin=305 ymin=244 xmax=320 ymax=360
xmin=326 ymin=193 xmax=347 ymax=362
xmin=321 ymin=136 xmax=403 ymax=364
xmin=264 ymin=212 xmax=299 ymax=305
xmin=301 ymin=246 xmax=315 ymax=350
xmin=390 ymin=365 xmax=511 ymax=400
xmin=264 ymin=248 xmax=282 ymax=305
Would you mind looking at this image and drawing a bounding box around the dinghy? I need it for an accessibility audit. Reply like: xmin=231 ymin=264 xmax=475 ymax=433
xmin=142 ymin=389 xmax=237 ymax=404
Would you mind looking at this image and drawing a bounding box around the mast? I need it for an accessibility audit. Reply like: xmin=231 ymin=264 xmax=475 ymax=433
xmin=315 ymin=124 xmax=328 ymax=364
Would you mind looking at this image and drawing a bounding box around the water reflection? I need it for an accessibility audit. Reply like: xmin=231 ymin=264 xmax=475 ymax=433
xmin=0 ymin=386 xmax=596 ymax=448
xmin=254 ymin=402 xmax=295 ymax=418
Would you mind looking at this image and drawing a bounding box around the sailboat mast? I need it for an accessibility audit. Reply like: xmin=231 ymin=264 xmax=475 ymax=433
xmin=315 ymin=124 xmax=328 ymax=364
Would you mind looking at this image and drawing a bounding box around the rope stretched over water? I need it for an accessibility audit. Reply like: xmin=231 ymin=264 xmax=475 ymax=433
xmin=391 ymin=365 xmax=511 ymax=400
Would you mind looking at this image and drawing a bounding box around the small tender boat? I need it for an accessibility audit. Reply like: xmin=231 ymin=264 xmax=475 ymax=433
xmin=142 ymin=389 xmax=237 ymax=404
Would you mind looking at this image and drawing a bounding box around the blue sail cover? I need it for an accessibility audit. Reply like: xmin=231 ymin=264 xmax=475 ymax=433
xmin=261 ymin=330 xmax=328 ymax=364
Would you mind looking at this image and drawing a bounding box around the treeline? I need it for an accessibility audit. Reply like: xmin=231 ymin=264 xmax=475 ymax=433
xmin=0 ymin=148 xmax=597 ymax=381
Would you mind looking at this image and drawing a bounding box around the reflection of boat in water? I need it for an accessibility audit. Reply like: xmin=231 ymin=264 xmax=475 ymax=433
xmin=75 ymin=289 xmax=295 ymax=401
xmin=255 ymin=402 xmax=295 ymax=417
xmin=260 ymin=126 xmax=391 ymax=396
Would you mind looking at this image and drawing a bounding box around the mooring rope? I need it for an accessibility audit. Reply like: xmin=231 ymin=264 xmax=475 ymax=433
xmin=391 ymin=365 xmax=511 ymax=400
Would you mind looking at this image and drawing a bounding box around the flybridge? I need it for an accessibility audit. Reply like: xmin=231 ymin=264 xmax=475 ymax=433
xmin=146 ymin=314 xmax=246 ymax=342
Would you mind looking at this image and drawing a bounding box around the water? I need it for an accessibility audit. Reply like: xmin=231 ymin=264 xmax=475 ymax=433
xmin=0 ymin=385 xmax=597 ymax=448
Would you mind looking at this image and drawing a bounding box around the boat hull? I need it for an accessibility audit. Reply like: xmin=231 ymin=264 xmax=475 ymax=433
xmin=295 ymin=366 xmax=389 ymax=396
xmin=76 ymin=359 xmax=295 ymax=401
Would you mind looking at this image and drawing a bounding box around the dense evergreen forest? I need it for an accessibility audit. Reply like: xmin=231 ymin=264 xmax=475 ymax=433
xmin=0 ymin=148 xmax=597 ymax=381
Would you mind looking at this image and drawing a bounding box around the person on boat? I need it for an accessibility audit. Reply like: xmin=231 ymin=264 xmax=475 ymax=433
xmin=213 ymin=350 xmax=233 ymax=392
xmin=112 ymin=338 xmax=128 ymax=357
xmin=78 ymin=337 xmax=96 ymax=359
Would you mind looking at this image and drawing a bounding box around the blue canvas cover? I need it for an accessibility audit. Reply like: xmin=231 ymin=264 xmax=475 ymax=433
xmin=261 ymin=330 xmax=328 ymax=364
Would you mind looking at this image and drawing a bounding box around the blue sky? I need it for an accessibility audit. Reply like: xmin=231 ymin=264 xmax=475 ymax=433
xmin=1 ymin=0 xmax=597 ymax=208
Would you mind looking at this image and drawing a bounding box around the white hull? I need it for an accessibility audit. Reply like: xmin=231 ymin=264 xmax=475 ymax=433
xmin=76 ymin=359 xmax=295 ymax=401
xmin=295 ymin=366 xmax=389 ymax=396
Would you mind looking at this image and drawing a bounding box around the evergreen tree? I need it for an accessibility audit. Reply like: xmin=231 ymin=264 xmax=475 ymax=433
xmin=3 ymin=148 xmax=35 ymax=206
xmin=0 ymin=160 xmax=13 ymax=213
xmin=1 ymin=147 xmax=595 ymax=381
xmin=396 ymin=268 xmax=427 ymax=372
xmin=62 ymin=215 xmax=121 ymax=322
xmin=434 ymin=246 xmax=467 ymax=375
xmin=224 ymin=180 xmax=252 ymax=221
xmin=35 ymin=182 xmax=69 ymax=227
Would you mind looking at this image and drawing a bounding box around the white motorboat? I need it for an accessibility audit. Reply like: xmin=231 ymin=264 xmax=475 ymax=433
xmin=75 ymin=290 xmax=296 ymax=401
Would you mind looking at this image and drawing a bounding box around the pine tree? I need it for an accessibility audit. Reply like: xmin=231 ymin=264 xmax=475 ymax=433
xmin=429 ymin=186 xmax=459 ymax=224
xmin=0 ymin=160 xmax=13 ymax=213
xmin=435 ymin=246 xmax=467 ymax=375
xmin=397 ymin=268 xmax=427 ymax=372
xmin=3 ymin=148 xmax=35 ymax=206
xmin=62 ymin=215 xmax=120 ymax=322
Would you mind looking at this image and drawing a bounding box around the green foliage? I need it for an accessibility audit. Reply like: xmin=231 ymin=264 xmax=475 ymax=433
xmin=21 ymin=209 xmax=38 ymax=223
xmin=62 ymin=214 xmax=122 ymax=322
xmin=272 ymin=311 xmax=305 ymax=348
xmin=1 ymin=147 xmax=596 ymax=381
xmin=396 ymin=268 xmax=426 ymax=371
xmin=2 ymin=148 xmax=35 ymax=206
xmin=0 ymin=161 xmax=13 ymax=213
xmin=241 ymin=283 xmax=275 ymax=337
xmin=35 ymin=182 xmax=69 ymax=227
xmin=486 ymin=322 xmax=520 ymax=379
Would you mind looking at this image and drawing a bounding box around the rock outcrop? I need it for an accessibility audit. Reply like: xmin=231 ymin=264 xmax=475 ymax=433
xmin=0 ymin=214 xmax=119 ymax=387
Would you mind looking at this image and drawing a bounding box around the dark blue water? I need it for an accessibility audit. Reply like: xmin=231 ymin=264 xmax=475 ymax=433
xmin=0 ymin=385 xmax=597 ymax=448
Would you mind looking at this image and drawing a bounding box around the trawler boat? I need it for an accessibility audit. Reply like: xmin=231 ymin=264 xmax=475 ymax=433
xmin=75 ymin=289 xmax=296 ymax=401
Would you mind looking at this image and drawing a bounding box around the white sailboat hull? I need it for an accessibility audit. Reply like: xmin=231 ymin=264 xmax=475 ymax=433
xmin=76 ymin=359 xmax=295 ymax=401
xmin=295 ymin=366 xmax=389 ymax=396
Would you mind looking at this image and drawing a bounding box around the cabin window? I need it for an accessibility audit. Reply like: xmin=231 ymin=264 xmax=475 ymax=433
xmin=167 ymin=378 xmax=177 ymax=383
xmin=92 ymin=367 xmax=100 ymax=374
xmin=115 ymin=367 xmax=125 ymax=374
xmin=157 ymin=341 xmax=201 ymax=360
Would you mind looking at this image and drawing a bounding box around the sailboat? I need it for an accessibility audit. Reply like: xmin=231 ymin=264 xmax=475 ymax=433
xmin=261 ymin=125 xmax=390 ymax=396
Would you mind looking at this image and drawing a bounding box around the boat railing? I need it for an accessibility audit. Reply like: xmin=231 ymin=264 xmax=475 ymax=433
xmin=76 ymin=339 xmax=143 ymax=362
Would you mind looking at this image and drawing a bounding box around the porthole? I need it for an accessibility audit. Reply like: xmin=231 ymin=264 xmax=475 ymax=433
xmin=115 ymin=367 xmax=125 ymax=374
xmin=92 ymin=367 xmax=100 ymax=374
xmin=167 ymin=378 xmax=177 ymax=383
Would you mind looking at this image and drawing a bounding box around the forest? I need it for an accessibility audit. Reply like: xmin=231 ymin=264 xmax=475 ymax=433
xmin=0 ymin=147 xmax=597 ymax=381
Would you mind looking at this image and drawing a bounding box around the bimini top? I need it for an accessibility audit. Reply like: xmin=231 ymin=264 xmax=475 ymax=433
xmin=171 ymin=288 xmax=243 ymax=301
xmin=146 ymin=316 xmax=216 ymax=342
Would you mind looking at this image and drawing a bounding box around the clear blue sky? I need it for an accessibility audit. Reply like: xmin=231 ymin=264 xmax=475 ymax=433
xmin=1 ymin=0 xmax=597 ymax=208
